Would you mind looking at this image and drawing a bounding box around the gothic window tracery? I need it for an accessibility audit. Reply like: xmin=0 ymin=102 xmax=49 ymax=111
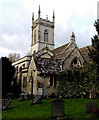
xmin=44 ymin=29 xmax=48 ymax=42
xmin=70 ymin=57 xmax=81 ymax=68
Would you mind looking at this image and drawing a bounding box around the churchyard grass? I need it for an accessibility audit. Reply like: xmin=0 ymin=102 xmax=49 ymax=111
xmin=2 ymin=98 xmax=99 ymax=119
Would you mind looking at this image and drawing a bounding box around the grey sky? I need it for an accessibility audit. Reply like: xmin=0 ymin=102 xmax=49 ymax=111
xmin=0 ymin=0 xmax=97 ymax=57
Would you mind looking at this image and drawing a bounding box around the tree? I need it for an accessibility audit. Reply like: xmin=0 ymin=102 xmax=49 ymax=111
xmin=89 ymin=19 xmax=99 ymax=65
xmin=2 ymin=57 xmax=15 ymax=98
xmin=94 ymin=19 xmax=99 ymax=35
xmin=57 ymin=68 xmax=86 ymax=98
xmin=57 ymin=66 xmax=98 ymax=98
xmin=8 ymin=53 xmax=20 ymax=63
xmin=88 ymin=19 xmax=99 ymax=92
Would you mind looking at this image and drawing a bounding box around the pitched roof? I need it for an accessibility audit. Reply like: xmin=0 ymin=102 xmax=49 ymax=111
xmin=79 ymin=45 xmax=92 ymax=63
xmin=52 ymin=42 xmax=79 ymax=64
xmin=33 ymin=46 xmax=54 ymax=58
xmin=35 ymin=57 xmax=61 ymax=75
xmin=54 ymin=48 xmax=76 ymax=64
xmin=52 ymin=43 xmax=69 ymax=55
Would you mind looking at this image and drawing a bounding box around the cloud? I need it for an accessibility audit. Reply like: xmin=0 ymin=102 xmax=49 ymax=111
xmin=0 ymin=0 xmax=98 ymax=57
xmin=0 ymin=0 xmax=32 ymax=57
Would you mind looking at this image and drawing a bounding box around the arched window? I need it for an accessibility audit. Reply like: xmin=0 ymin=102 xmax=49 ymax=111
xmin=44 ymin=29 xmax=48 ymax=42
xmin=34 ymin=30 xmax=36 ymax=44
xmin=70 ymin=57 xmax=81 ymax=68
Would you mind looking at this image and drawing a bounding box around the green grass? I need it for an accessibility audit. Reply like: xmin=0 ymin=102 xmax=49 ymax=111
xmin=2 ymin=98 xmax=99 ymax=119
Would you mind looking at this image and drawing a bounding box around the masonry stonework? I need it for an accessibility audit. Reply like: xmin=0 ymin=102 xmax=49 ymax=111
xmin=12 ymin=7 xmax=91 ymax=97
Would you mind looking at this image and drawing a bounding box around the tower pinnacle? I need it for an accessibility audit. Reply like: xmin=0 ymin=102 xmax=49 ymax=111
xmin=70 ymin=32 xmax=75 ymax=42
xmin=32 ymin=12 xmax=34 ymax=23
xmin=31 ymin=6 xmax=55 ymax=53
xmin=46 ymin=15 xmax=48 ymax=20
xmin=53 ymin=10 xmax=55 ymax=23
xmin=38 ymin=5 xmax=41 ymax=18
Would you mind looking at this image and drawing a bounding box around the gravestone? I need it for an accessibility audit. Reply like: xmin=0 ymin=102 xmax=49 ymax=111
xmin=19 ymin=93 xmax=24 ymax=101
xmin=51 ymin=99 xmax=65 ymax=119
xmin=24 ymin=93 xmax=28 ymax=99
xmin=2 ymin=97 xmax=12 ymax=110
xmin=89 ymin=90 xmax=96 ymax=99
xmin=32 ymin=95 xmax=42 ymax=105
xmin=19 ymin=93 xmax=28 ymax=101
xmin=86 ymin=102 xmax=98 ymax=113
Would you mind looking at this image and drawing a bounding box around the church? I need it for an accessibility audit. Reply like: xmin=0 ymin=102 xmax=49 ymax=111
xmin=12 ymin=6 xmax=91 ymax=97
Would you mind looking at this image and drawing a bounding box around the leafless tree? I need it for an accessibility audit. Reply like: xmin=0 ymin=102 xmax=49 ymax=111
xmin=8 ymin=53 xmax=21 ymax=63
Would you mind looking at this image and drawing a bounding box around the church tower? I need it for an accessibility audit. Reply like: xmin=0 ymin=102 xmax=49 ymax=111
xmin=31 ymin=6 xmax=55 ymax=54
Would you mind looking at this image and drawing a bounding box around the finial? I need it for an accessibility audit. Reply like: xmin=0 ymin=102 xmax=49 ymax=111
xmin=53 ymin=10 xmax=55 ymax=18
xmin=45 ymin=45 xmax=48 ymax=49
xmin=46 ymin=15 xmax=48 ymax=20
xmin=38 ymin=5 xmax=41 ymax=18
xmin=32 ymin=12 xmax=34 ymax=23
xmin=52 ymin=10 xmax=55 ymax=27
xmin=53 ymin=10 xmax=55 ymax=21
xmin=70 ymin=32 xmax=75 ymax=42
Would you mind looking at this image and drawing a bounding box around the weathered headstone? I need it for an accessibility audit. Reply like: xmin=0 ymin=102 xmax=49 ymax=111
xmin=86 ymin=102 xmax=98 ymax=113
xmin=51 ymin=99 xmax=65 ymax=119
xmin=89 ymin=90 xmax=96 ymax=99
xmin=2 ymin=98 xmax=12 ymax=110
xmin=24 ymin=93 xmax=28 ymax=100
xmin=19 ymin=93 xmax=24 ymax=101
xmin=19 ymin=93 xmax=28 ymax=101
xmin=32 ymin=95 xmax=42 ymax=105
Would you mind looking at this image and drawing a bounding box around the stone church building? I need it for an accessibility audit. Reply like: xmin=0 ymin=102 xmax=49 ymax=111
xmin=12 ymin=6 xmax=91 ymax=97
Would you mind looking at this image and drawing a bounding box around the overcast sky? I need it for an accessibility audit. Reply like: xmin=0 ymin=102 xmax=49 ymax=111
xmin=0 ymin=0 xmax=98 ymax=57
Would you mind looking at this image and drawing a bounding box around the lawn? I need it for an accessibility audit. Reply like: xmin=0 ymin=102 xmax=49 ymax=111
xmin=2 ymin=98 xmax=99 ymax=120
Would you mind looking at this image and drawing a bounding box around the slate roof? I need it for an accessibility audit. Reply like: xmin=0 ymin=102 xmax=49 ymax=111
xmin=34 ymin=43 xmax=72 ymax=75
xmin=52 ymin=43 xmax=69 ymax=55
xmin=35 ymin=57 xmax=61 ymax=75
xmin=34 ymin=43 xmax=92 ymax=75
xmin=53 ymin=43 xmax=92 ymax=64
xmin=79 ymin=45 xmax=92 ymax=63
xmin=54 ymin=48 xmax=76 ymax=64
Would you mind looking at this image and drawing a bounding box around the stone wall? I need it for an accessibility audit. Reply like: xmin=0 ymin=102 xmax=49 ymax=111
xmin=37 ymin=76 xmax=56 ymax=96
xmin=27 ymin=56 xmax=38 ymax=95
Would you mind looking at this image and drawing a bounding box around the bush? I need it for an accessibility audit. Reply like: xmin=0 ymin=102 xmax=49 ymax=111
xmin=57 ymin=66 xmax=99 ymax=98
